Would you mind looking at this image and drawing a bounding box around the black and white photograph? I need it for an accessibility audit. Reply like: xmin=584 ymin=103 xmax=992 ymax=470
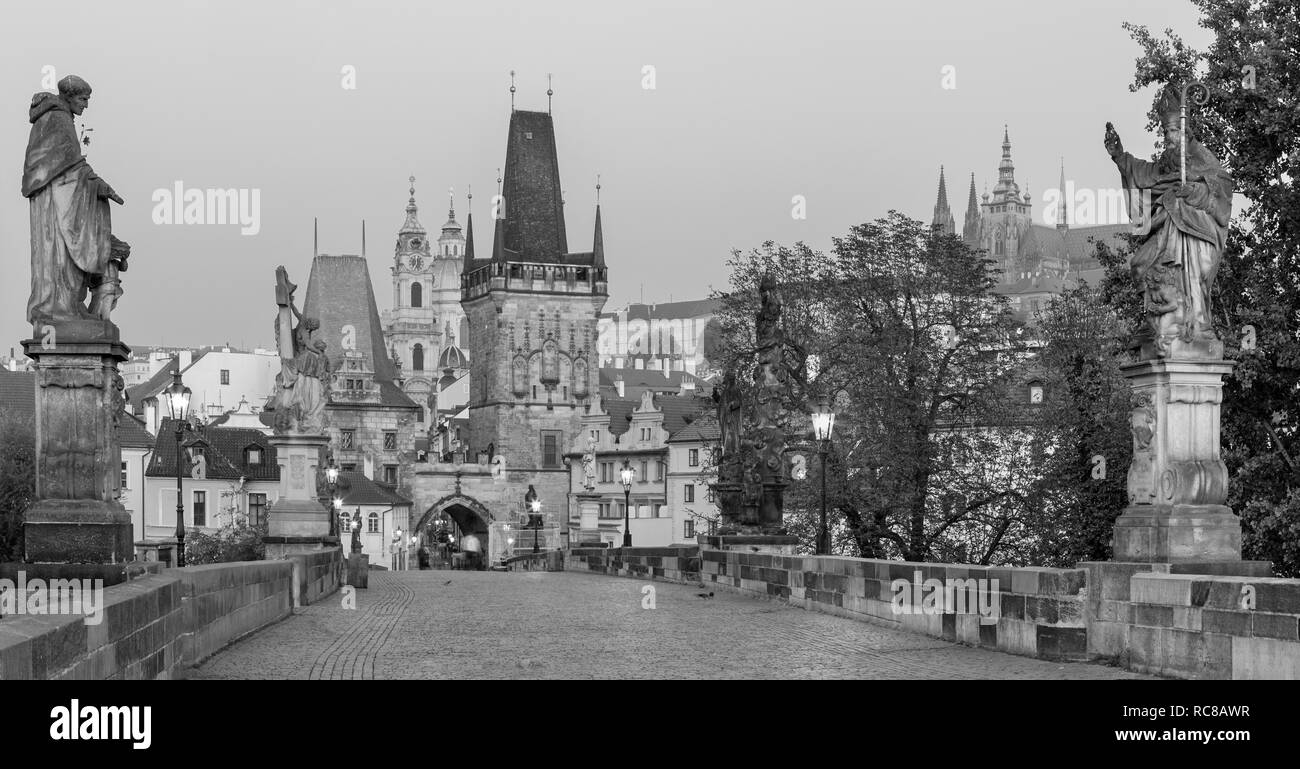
xmin=0 ymin=0 xmax=1297 ymax=747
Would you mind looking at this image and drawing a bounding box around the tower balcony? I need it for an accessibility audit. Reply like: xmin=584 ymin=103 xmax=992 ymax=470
xmin=461 ymin=260 xmax=608 ymax=302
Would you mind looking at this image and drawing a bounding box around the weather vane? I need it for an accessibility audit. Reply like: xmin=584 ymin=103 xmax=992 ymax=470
xmin=547 ymin=73 xmax=553 ymax=114
xmin=509 ymin=70 xmax=516 ymax=111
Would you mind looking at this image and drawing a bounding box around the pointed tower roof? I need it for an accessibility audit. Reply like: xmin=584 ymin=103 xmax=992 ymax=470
xmin=462 ymin=188 xmax=476 ymax=268
xmin=593 ymin=175 xmax=605 ymax=266
xmin=991 ymin=126 xmax=1021 ymax=202
xmin=1056 ymin=159 xmax=1069 ymax=231
xmin=302 ymin=254 xmax=414 ymax=407
xmin=491 ymin=109 xmax=568 ymax=264
xmin=441 ymin=187 xmax=462 ymax=234
xmin=400 ymin=175 xmax=425 ymax=235
xmin=962 ymin=172 xmax=981 ymax=243
xmin=931 ymin=166 xmax=956 ymax=236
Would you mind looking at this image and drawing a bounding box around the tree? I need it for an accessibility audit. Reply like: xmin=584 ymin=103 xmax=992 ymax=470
xmin=1122 ymin=2 xmax=1300 ymax=574
xmin=0 ymin=413 xmax=35 ymax=562
xmin=712 ymin=213 xmax=1032 ymax=562
xmin=1020 ymin=284 xmax=1133 ymax=567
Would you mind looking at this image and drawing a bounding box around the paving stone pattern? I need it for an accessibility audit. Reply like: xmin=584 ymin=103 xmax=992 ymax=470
xmin=188 ymin=570 xmax=1154 ymax=680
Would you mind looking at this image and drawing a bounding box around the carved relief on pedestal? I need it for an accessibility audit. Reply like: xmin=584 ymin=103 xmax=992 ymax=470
xmin=1127 ymin=391 xmax=1157 ymax=505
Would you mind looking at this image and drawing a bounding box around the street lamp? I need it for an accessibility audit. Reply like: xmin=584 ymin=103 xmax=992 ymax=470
xmin=810 ymin=391 xmax=837 ymax=555
xmin=620 ymin=460 xmax=635 ymax=548
xmin=394 ymin=527 xmax=403 ymax=570
xmin=530 ymin=494 xmax=542 ymax=554
xmin=325 ymin=458 xmax=340 ymax=537
xmin=165 ymin=370 xmax=192 ymax=567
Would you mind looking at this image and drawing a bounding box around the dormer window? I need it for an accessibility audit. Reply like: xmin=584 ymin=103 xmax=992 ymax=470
xmin=246 ymin=447 xmax=262 ymax=466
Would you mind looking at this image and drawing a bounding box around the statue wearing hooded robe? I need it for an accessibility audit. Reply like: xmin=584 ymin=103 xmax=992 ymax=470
xmin=23 ymin=75 xmax=130 ymax=327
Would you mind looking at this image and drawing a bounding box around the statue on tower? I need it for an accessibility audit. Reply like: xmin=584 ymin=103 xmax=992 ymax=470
xmin=1105 ymin=82 xmax=1233 ymax=358
xmin=23 ymin=75 xmax=130 ymax=328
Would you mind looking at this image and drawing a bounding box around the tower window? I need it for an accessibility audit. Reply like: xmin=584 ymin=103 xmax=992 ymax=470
xmin=411 ymin=281 xmax=422 ymax=307
xmin=541 ymin=430 xmax=562 ymax=468
xmin=412 ymin=343 xmax=424 ymax=372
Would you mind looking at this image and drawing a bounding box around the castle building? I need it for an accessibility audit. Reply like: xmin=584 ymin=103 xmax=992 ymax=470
xmin=936 ymin=127 xmax=1129 ymax=318
xmin=405 ymin=103 xmax=609 ymax=561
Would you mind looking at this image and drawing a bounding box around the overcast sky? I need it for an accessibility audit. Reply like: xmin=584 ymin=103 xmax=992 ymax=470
xmin=0 ymin=0 xmax=1212 ymax=355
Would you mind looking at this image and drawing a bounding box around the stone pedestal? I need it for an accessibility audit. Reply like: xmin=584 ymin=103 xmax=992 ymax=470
xmin=1114 ymin=358 xmax=1241 ymax=562
xmin=266 ymin=433 xmax=330 ymax=538
xmin=20 ymin=322 xmax=133 ymax=564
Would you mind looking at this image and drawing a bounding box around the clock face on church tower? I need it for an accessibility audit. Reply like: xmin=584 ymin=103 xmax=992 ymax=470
xmin=409 ymin=254 xmax=423 ymax=270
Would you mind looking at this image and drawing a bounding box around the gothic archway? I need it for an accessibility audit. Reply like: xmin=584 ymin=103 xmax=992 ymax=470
xmin=416 ymin=493 xmax=493 ymax=568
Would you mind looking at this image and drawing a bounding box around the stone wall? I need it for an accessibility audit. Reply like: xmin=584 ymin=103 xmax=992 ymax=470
xmin=1084 ymin=560 xmax=1300 ymax=679
xmin=567 ymin=547 xmax=702 ymax=584
xmin=0 ymin=552 xmax=342 ymax=680
xmin=699 ymin=550 xmax=1089 ymax=661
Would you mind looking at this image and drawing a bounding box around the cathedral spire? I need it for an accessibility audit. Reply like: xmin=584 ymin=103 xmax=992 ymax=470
xmin=963 ymin=172 xmax=980 ymax=243
xmin=931 ymin=165 xmax=955 ymax=236
xmin=992 ymin=126 xmax=1020 ymax=202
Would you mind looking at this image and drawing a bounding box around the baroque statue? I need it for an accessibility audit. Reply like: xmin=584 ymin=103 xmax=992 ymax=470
xmin=1105 ymin=82 xmax=1233 ymax=358
xmin=753 ymin=272 xmax=789 ymax=483
xmin=268 ymin=266 xmax=331 ymax=434
xmin=23 ymin=75 xmax=130 ymax=327
xmin=581 ymin=436 xmax=597 ymax=491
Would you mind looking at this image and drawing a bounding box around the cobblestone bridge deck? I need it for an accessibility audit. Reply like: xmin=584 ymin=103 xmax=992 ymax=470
xmin=188 ymin=570 xmax=1153 ymax=680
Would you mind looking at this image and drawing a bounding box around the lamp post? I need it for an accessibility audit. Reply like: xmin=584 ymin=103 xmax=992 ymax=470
xmin=165 ymin=371 xmax=192 ymax=567
xmin=394 ymin=527 xmax=403 ymax=570
xmin=524 ymin=485 xmax=541 ymax=554
xmin=810 ymin=392 xmax=837 ymax=555
xmin=325 ymin=459 xmax=340 ymax=538
xmin=620 ymin=460 xmax=635 ymax=548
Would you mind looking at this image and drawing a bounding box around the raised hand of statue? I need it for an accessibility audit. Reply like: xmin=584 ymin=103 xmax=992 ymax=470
xmin=1104 ymin=121 xmax=1123 ymax=159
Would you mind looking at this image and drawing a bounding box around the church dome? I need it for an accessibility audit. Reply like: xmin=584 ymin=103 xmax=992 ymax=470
xmin=438 ymin=343 xmax=468 ymax=371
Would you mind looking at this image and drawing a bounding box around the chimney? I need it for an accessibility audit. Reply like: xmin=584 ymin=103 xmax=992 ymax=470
xmin=178 ymin=350 xmax=193 ymax=370
xmin=615 ymin=375 xmax=625 ymax=398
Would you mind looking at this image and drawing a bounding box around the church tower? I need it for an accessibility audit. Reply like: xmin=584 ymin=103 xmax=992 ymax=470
xmin=461 ymin=107 xmax=609 ymax=515
xmin=931 ymin=166 xmax=956 ymax=236
xmin=382 ymin=178 xmax=439 ymax=425
xmin=978 ymin=127 xmax=1034 ymax=278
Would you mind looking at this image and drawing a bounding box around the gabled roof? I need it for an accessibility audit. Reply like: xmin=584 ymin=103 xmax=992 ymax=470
xmin=338 ymin=470 xmax=412 ymax=507
xmin=667 ymin=419 xmax=721 ymax=444
xmin=126 ymin=357 xmax=178 ymax=412
xmin=599 ymin=392 xmax=710 ymax=437
xmin=146 ymin=418 xmax=279 ymax=481
xmin=119 ymin=413 xmax=156 ymax=449
xmin=603 ymin=298 xmax=722 ymax=321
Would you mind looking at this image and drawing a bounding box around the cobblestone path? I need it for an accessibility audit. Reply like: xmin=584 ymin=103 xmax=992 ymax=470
xmin=188 ymin=570 xmax=1153 ymax=680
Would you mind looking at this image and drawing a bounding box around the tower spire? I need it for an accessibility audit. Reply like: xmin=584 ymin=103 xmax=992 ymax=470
xmin=547 ymin=73 xmax=554 ymax=114
xmin=463 ymin=185 xmax=476 ymax=267
xmin=962 ymin=173 xmax=980 ymax=244
xmin=931 ymin=165 xmax=955 ymax=236
xmin=1057 ymin=158 xmax=1069 ymax=232
xmin=313 ymin=217 xmax=318 ymax=257
xmin=400 ymin=174 xmax=424 ymax=234
xmin=593 ymin=175 xmax=604 ymax=267
xmin=509 ymin=70 xmax=516 ymax=112
xmin=448 ymin=186 xmax=455 ymax=219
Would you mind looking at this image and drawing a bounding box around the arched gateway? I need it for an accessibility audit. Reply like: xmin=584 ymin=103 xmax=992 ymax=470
xmin=416 ymin=493 xmax=494 ymax=566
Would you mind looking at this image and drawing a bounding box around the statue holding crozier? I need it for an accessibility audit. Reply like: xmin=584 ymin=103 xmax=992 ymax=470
xmin=1104 ymin=82 xmax=1233 ymax=359
xmin=1103 ymin=82 xmax=1248 ymax=564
